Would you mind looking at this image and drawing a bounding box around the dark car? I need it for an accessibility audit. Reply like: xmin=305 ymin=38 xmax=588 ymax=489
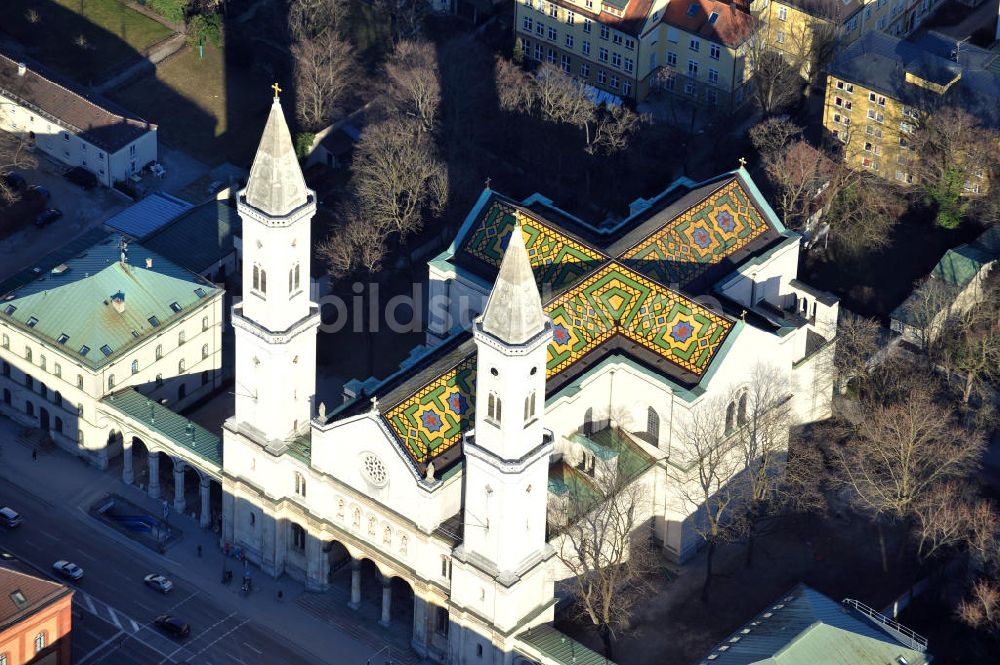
xmin=154 ymin=615 xmax=191 ymax=638
xmin=26 ymin=185 xmax=50 ymax=201
xmin=35 ymin=208 xmax=63 ymax=227
xmin=63 ymin=166 xmax=98 ymax=190
xmin=1 ymin=172 xmax=27 ymax=192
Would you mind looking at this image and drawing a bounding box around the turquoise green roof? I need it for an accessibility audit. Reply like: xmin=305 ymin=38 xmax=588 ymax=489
xmin=0 ymin=234 xmax=220 ymax=370
xmin=518 ymin=624 xmax=614 ymax=665
xmin=931 ymin=245 xmax=993 ymax=286
xmin=699 ymin=584 xmax=928 ymax=665
xmin=144 ymin=201 xmax=238 ymax=276
xmin=101 ymin=387 xmax=222 ymax=467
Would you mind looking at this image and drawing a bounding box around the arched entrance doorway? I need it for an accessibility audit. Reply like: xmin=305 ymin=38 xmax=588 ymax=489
xmin=26 ymin=401 xmax=34 ymax=418
xmin=39 ymin=407 xmax=50 ymax=431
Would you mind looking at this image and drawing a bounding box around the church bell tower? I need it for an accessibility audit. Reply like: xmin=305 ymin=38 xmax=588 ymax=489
xmin=230 ymin=87 xmax=319 ymax=446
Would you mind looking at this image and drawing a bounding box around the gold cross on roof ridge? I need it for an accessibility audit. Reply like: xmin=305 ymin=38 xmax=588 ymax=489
xmin=271 ymin=82 xmax=282 ymax=99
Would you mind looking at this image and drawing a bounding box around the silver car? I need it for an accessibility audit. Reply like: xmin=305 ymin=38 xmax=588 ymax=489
xmin=0 ymin=507 xmax=22 ymax=528
xmin=144 ymin=574 xmax=174 ymax=594
xmin=52 ymin=560 xmax=84 ymax=580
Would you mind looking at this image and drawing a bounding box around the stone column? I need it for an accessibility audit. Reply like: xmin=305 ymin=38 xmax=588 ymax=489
xmin=349 ymin=559 xmax=361 ymax=610
xmin=173 ymin=459 xmax=186 ymax=513
xmin=199 ymin=477 xmax=211 ymax=528
xmin=147 ymin=452 xmax=161 ymax=499
xmin=221 ymin=491 xmax=235 ymax=544
xmin=379 ymin=575 xmax=392 ymax=627
xmin=122 ymin=437 xmax=133 ymax=484
xmin=411 ymin=595 xmax=429 ymax=656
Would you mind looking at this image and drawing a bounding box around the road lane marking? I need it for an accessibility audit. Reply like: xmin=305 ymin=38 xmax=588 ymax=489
xmin=129 ymin=618 xmax=140 ymax=633
xmin=76 ymin=629 xmax=125 ymax=665
xmin=227 ymin=654 xmax=250 ymax=665
xmin=81 ymin=593 xmax=97 ymax=614
xmin=167 ymin=591 xmax=198 ymax=612
xmin=37 ymin=529 xmax=60 ymax=541
xmin=242 ymin=642 xmax=262 ymax=655
xmin=107 ymin=609 xmax=122 ymax=630
xmin=76 ymin=550 xmax=98 ymax=562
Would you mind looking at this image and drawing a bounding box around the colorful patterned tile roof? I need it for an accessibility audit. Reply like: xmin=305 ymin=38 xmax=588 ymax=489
xmin=618 ymin=178 xmax=772 ymax=285
xmin=382 ymin=259 xmax=733 ymax=463
xmin=460 ymin=198 xmax=607 ymax=292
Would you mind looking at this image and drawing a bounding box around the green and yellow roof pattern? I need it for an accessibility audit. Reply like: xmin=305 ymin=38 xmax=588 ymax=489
xmin=462 ymin=200 xmax=606 ymax=290
xmin=383 ymin=260 xmax=733 ymax=463
xmin=619 ymin=179 xmax=771 ymax=285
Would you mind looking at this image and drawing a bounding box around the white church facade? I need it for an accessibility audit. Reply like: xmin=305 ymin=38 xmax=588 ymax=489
xmin=0 ymin=92 xmax=838 ymax=663
xmin=219 ymin=99 xmax=839 ymax=663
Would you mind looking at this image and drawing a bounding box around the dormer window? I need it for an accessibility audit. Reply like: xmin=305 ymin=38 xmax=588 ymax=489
xmin=194 ymin=287 xmax=207 ymax=298
xmin=708 ymin=11 xmax=719 ymax=23
xmin=79 ymin=345 xmax=90 ymax=357
xmin=148 ymin=316 xmax=160 ymax=327
xmin=4 ymin=305 xmax=16 ymax=316
xmin=687 ymin=3 xmax=699 ymax=16
xmin=57 ymin=333 xmax=69 ymax=344
xmin=26 ymin=317 xmax=38 ymax=328
xmin=169 ymin=302 xmax=182 ymax=313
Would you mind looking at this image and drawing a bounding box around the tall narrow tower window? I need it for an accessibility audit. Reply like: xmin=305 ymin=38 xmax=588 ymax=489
xmin=488 ymin=392 xmax=502 ymax=423
xmin=253 ymin=264 xmax=267 ymax=294
xmin=523 ymin=391 xmax=536 ymax=424
xmin=288 ymin=263 xmax=301 ymax=293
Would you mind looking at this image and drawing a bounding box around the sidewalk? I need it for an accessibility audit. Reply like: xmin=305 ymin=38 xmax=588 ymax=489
xmin=0 ymin=414 xmax=424 ymax=665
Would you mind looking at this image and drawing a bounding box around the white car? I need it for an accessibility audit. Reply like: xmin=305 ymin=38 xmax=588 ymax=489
xmin=52 ymin=560 xmax=84 ymax=580
xmin=144 ymin=574 xmax=174 ymax=594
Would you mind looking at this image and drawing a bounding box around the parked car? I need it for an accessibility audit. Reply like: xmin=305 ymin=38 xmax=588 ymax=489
xmin=52 ymin=560 xmax=84 ymax=580
xmin=63 ymin=166 xmax=98 ymax=190
xmin=0 ymin=507 xmax=23 ymax=528
xmin=1 ymin=172 xmax=27 ymax=192
xmin=143 ymin=574 xmax=174 ymax=594
xmin=154 ymin=615 xmax=191 ymax=638
xmin=26 ymin=185 xmax=50 ymax=201
xmin=34 ymin=208 xmax=63 ymax=227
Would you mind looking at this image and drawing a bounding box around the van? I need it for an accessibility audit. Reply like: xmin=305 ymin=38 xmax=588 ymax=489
xmin=0 ymin=507 xmax=23 ymax=528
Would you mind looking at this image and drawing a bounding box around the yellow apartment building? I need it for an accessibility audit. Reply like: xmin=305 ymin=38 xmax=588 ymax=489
xmin=823 ymin=31 xmax=1000 ymax=189
xmin=513 ymin=0 xmax=756 ymax=109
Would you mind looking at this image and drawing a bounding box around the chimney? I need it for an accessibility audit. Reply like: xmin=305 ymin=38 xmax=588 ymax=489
xmin=17 ymin=63 xmax=26 ymax=77
xmin=145 ymin=257 xmax=153 ymax=269
xmin=111 ymin=291 xmax=125 ymax=313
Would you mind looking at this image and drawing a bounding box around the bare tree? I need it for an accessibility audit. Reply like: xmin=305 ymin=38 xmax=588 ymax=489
xmin=830 ymin=311 xmax=881 ymax=395
xmin=533 ymin=63 xmax=595 ymax=131
xmin=374 ymin=0 xmax=429 ymax=42
xmin=745 ymin=22 xmax=803 ymax=115
xmin=384 ymin=40 xmax=441 ymax=133
xmin=587 ymin=104 xmax=642 ymax=157
xmin=899 ymin=275 xmax=959 ymax=354
xmin=911 ymin=483 xmax=977 ymax=563
xmin=912 ymin=106 xmax=1000 ymax=229
xmin=822 ymin=169 xmax=903 ymax=256
xmin=0 ymin=131 xmax=37 ymax=203
xmin=731 ymin=365 xmax=792 ymax=567
xmin=933 ymin=283 xmax=1000 ymax=407
xmin=494 ymin=57 xmax=534 ymax=114
xmin=670 ymin=397 xmax=745 ymax=600
xmin=832 ymin=391 xmax=984 ymax=570
xmin=317 ymin=202 xmax=389 ymax=278
xmin=552 ymin=439 xmax=656 ymax=657
xmin=289 ymin=0 xmax=348 ymax=41
xmin=292 ymin=31 xmax=357 ymax=131
xmin=959 ymin=579 xmax=1000 ymax=633
xmin=749 ymin=117 xmax=803 ymax=162
xmin=352 ymin=117 xmax=447 ymax=238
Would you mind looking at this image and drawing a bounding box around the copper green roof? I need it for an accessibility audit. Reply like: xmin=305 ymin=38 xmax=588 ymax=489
xmin=930 ymin=245 xmax=993 ymax=286
xmin=0 ymin=234 xmax=220 ymax=370
xmin=518 ymin=624 xmax=614 ymax=665
xmin=101 ymin=387 xmax=222 ymax=467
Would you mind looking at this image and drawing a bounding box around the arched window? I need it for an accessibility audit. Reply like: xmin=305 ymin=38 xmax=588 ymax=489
xmin=54 ymin=363 xmax=61 ymax=378
xmin=54 ymin=391 xmax=62 ymax=407
xmin=25 ymin=375 xmax=33 ymax=390
xmin=1 ymin=333 xmax=7 ymax=348
xmin=178 ymin=331 xmax=186 ymax=346
xmin=288 ymin=266 xmax=294 ymax=292
xmin=290 ymin=523 xmax=306 ymax=551
xmin=26 ymin=402 xmax=34 ymax=417
xmin=487 ymin=392 xmax=502 ymax=423
xmin=39 ymin=354 xmax=46 ymax=371
xmin=260 ymin=269 xmax=267 ymax=294
xmin=202 ymin=316 xmax=209 ymax=332
xmin=583 ymin=407 xmax=594 ymax=436
xmin=202 ymin=344 xmax=209 ymax=360
xmin=249 ymin=511 xmax=255 ymax=526
xmin=725 ymin=401 xmax=736 ymax=435
xmin=131 ymin=359 xmax=139 ymax=374
xmin=253 ymin=264 xmax=260 ymax=291
xmin=155 ymin=373 xmax=163 ymax=387
xmin=737 ymin=392 xmax=748 ymax=426
xmin=54 ymin=417 xmax=63 ymax=434
xmin=294 ymin=472 xmax=306 ymax=497
xmin=647 ymin=407 xmax=660 ymax=443
xmin=25 ymin=346 xmax=31 ymax=362
xmin=155 ymin=344 xmax=162 ymax=360
xmin=2 ymin=361 xmax=8 ymax=377
xmin=34 ymin=631 xmax=45 ymax=653
xmin=524 ymin=391 xmax=536 ymax=423
xmin=294 ymin=263 xmax=300 ymax=291
xmin=178 ymin=359 xmax=186 ymax=373
xmin=77 ymin=374 xmax=83 ymax=389
xmin=107 ymin=375 xmax=115 ymax=390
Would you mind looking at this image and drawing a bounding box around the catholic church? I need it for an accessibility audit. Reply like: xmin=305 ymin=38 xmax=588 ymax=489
xmin=0 ymin=94 xmax=838 ymax=664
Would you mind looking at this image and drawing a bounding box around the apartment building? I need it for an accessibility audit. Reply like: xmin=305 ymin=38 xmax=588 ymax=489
xmin=823 ymin=31 xmax=1000 ymax=187
xmin=513 ymin=0 xmax=755 ymax=109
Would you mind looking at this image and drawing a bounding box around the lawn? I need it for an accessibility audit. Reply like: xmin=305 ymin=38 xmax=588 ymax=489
xmin=0 ymin=0 xmax=174 ymax=85
xmin=108 ymin=42 xmax=274 ymax=166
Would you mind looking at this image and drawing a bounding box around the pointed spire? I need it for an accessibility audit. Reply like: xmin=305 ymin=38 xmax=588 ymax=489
xmin=244 ymin=97 xmax=308 ymax=217
xmin=481 ymin=224 xmax=546 ymax=345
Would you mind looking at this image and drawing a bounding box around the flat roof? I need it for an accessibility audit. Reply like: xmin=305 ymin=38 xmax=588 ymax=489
xmin=104 ymin=193 xmax=193 ymax=241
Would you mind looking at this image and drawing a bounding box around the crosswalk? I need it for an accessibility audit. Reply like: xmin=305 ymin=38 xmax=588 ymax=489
xmin=73 ymin=592 xmax=197 ymax=664
xmin=76 ymin=590 xmax=142 ymax=633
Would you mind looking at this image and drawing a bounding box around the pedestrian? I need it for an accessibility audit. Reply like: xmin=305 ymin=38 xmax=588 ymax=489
xmin=31 ymin=449 xmax=37 ymax=461
xmin=197 ymin=544 xmax=202 ymax=558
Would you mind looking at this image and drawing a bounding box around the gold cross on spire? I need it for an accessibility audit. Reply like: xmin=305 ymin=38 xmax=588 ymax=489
xmin=738 ymin=156 xmax=747 ymax=168
xmin=271 ymin=82 xmax=282 ymax=100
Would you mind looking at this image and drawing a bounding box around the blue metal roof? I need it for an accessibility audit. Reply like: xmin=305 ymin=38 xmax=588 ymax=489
xmin=104 ymin=194 xmax=193 ymax=241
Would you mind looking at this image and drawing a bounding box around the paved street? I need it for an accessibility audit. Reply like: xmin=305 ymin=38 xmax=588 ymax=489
xmin=0 ymin=413 xmax=416 ymax=665
xmin=0 ymin=481 xmax=319 ymax=665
